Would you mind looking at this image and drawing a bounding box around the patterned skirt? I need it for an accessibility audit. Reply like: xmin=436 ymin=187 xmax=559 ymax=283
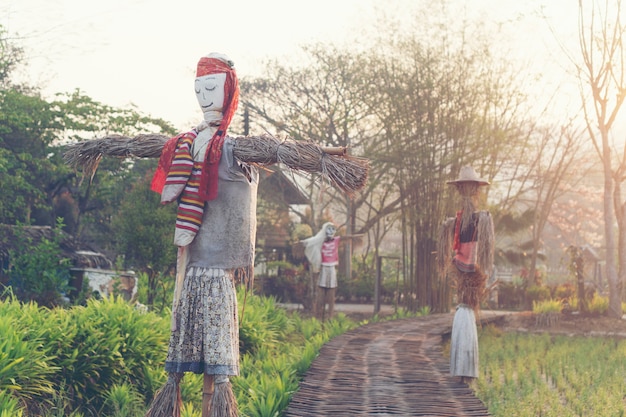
xmin=165 ymin=267 xmax=239 ymax=376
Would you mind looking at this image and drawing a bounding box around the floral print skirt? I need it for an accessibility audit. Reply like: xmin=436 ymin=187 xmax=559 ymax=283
xmin=165 ymin=267 xmax=239 ymax=376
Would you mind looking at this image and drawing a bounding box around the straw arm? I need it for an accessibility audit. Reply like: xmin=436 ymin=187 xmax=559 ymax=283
xmin=63 ymin=133 xmax=368 ymax=195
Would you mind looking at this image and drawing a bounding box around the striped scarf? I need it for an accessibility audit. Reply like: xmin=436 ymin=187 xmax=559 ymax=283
xmin=166 ymin=132 xmax=204 ymax=238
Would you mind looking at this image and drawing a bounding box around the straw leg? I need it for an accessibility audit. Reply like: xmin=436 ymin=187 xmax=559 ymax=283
xmin=202 ymin=374 xmax=215 ymax=417
xmin=317 ymin=287 xmax=327 ymax=322
xmin=327 ymin=287 xmax=336 ymax=319
xmin=309 ymin=271 xmax=319 ymax=317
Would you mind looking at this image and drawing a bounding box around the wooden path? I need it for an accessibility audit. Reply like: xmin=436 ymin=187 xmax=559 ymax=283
xmin=285 ymin=312 xmax=507 ymax=417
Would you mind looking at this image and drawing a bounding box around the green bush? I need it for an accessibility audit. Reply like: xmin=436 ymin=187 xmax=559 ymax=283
xmin=588 ymin=293 xmax=609 ymax=315
xmin=5 ymin=219 xmax=71 ymax=307
xmin=553 ymin=283 xmax=575 ymax=300
xmin=0 ymin=287 xmax=360 ymax=417
xmin=101 ymin=382 xmax=145 ymax=417
xmin=79 ymin=296 xmax=169 ymax=401
xmin=0 ymin=300 xmax=56 ymax=414
xmin=532 ymin=299 xmax=562 ymax=314
xmin=238 ymin=289 xmax=291 ymax=355
xmin=0 ymin=295 xmax=169 ymax=415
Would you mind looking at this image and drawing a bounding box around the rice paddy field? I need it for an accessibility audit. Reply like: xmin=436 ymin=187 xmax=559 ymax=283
xmin=474 ymin=326 xmax=626 ymax=417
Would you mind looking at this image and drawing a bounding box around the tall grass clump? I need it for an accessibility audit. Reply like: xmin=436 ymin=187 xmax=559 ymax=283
xmin=588 ymin=293 xmax=609 ymax=315
xmin=101 ymin=382 xmax=146 ymax=417
xmin=532 ymin=299 xmax=562 ymax=327
xmin=0 ymin=390 xmax=25 ymax=417
xmin=0 ymin=298 xmax=57 ymax=415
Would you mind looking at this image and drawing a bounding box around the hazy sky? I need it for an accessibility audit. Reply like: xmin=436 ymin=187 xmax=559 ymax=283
xmin=2 ymin=0 xmax=584 ymax=131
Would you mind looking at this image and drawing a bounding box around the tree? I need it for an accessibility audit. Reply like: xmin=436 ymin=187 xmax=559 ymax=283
xmin=112 ymin=174 xmax=177 ymax=307
xmin=0 ymin=88 xmax=69 ymax=226
xmin=523 ymin=125 xmax=587 ymax=285
xmin=574 ymin=0 xmax=626 ymax=317
xmin=5 ymin=219 xmax=72 ymax=307
xmin=0 ymin=25 xmax=24 ymax=87
xmin=241 ymin=45 xmax=394 ymax=281
xmin=241 ymin=4 xmax=556 ymax=313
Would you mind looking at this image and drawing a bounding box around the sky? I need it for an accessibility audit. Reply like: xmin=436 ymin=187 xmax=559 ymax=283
xmin=1 ymin=0 xmax=588 ymax=132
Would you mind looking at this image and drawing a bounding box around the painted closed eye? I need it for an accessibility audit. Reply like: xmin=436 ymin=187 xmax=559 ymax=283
xmin=205 ymin=84 xmax=217 ymax=91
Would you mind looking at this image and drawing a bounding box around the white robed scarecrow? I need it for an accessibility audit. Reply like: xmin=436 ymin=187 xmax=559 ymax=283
xmin=301 ymin=222 xmax=340 ymax=321
xmin=437 ymin=166 xmax=494 ymax=383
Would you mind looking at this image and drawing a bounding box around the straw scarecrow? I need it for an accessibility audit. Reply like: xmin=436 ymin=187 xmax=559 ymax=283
xmin=63 ymin=52 xmax=368 ymax=417
xmin=300 ymin=223 xmax=361 ymax=321
xmin=437 ymin=166 xmax=494 ymax=383
xmin=146 ymin=52 xmax=250 ymax=417
xmin=301 ymin=222 xmax=340 ymax=321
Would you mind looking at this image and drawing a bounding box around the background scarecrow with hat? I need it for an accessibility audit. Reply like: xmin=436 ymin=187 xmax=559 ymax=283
xmin=437 ymin=166 xmax=495 ymax=383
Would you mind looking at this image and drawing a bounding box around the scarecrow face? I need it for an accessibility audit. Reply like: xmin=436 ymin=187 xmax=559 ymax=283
xmin=325 ymin=224 xmax=336 ymax=240
xmin=195 ymin=73 xmax=227 ymax=113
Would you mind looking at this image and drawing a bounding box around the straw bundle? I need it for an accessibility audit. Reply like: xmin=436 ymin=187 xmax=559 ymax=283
xmin=63 ymin=133 xmax=369 ymax=196
xmin=475 ymin=211 xmax=495 ymax=278
xmin=436 ymin=217 xmax=455 ymax=276
xmin=63 ymin=134 xmax=167 ymax=181
xmin=144 ymin=373 xmax=183 ymax=417
xmin=451 ymin=269 xmax=487 ymax=311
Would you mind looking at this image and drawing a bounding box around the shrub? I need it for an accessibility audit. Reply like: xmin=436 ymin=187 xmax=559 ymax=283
xmin=0 ymin=299 xmax=57 ymax=414
xmin=525 ymin=285 xmax=551 ymax=308
xmin=588 ymin=293 xmax=609 ymax=315
xmin=532 ymin=299 xmax=562 ymax=327
xmin=553 ymin=283 xmax=575 ymax=300
xmin=0 ymin=294 xmax=169 ymax=415
xmin=101 ymin=382 xmax=145 ymax=417
xmin=6 ymin=219 xmax=71 ymax=307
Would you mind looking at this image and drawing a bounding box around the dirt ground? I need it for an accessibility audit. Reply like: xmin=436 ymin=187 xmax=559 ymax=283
xmin=497 ymin=310 xmax=626 ymax=337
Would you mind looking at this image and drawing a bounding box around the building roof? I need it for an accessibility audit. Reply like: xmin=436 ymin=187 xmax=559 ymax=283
xmin=258 ymin=166 xmax=309 ymax=205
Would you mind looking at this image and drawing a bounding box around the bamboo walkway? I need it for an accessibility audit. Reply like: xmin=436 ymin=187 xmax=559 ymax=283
xmin=285 ymin=312 xmax=507 ymax=417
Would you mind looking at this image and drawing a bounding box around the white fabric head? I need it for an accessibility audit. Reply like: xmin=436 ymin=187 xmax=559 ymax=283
xmin=195 ymin=72 xmax=227 ymax=126
xmin=325 ymin=224 xmax=336 ymax=240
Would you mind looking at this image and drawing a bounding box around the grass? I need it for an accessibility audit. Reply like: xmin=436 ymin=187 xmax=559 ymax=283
xmin=474 ymin=325 xmax=626 ymax=417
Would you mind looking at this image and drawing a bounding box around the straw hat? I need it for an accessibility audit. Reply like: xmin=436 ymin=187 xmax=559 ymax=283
xmin=447 ymin=166 xmax=490 ymax=186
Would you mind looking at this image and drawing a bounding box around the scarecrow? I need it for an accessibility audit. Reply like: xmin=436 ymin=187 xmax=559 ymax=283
xmin=63 ymin=52 xmax=369 ymax=417
xmin=300 ymin=223 xmax=361 ymax=320
xmin=437 ymin=166 xmax=494 ymax=383
xmin=146 ymin=52 xmax=249 ymax=417
xmin=301 ymin=222 xmax=339 ymax=320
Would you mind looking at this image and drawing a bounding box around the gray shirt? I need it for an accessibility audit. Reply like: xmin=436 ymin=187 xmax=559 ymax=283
xmin=187 ymin=138 xmax=258 ymax=270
